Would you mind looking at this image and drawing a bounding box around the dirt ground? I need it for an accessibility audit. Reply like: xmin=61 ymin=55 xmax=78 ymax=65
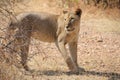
xmin=1 ymin=0 xmax=120 ymax=80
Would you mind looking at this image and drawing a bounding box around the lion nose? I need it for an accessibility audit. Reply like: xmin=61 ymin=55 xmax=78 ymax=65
xmin=66 ymin=25 xmax=69 ymax=28
xmin=66 ymin=23 xmax=71 ymax=28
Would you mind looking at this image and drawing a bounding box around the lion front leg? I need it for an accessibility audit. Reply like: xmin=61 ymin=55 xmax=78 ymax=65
xmin=56 ymin=41 xmax=79 ymax=73
xmin=69 ymin=41 xmax=85 ymax=73
xmin=68 ymin=42 xmax=78 ymax=67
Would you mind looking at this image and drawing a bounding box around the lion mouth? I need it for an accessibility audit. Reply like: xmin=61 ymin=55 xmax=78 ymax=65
xmin=67 ymin=27 xmax=75 ymax=31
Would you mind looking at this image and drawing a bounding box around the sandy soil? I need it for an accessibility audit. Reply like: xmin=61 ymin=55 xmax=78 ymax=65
xmin=1 ymin=0 xmax=120 ymax=80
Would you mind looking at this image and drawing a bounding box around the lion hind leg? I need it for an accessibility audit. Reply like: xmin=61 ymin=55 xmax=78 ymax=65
xmin=20 ymin=42 xmax=30 ymax=71
xmin=16 ymin=26 xmax=32 ymax=71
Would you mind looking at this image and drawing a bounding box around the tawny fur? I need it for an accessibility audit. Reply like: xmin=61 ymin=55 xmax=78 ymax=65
xmin=7 ymin=8 xmax=82 ymax=73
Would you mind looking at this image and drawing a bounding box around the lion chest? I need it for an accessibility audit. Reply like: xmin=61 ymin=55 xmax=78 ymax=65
xmin=65 ymin=32 xmax=77 ymax=43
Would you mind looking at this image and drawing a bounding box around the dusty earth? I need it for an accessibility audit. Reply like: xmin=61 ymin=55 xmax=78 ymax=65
xmin=1 ymin=0 xmax=120 ymax=80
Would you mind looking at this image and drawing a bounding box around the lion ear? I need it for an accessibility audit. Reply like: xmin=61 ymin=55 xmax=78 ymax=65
xmin=63 ymin=10 xmax=68 ymax=14
xmin=75 ymin=8 xmax=82 ymax=17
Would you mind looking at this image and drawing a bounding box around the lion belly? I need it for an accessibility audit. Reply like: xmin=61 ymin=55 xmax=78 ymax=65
xmin=32 ymin=29 xmax=56 ymax=43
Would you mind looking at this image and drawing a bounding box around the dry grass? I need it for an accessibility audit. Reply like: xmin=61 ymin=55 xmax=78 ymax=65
xmin=0 ymin=0 xmax=120 ymax=80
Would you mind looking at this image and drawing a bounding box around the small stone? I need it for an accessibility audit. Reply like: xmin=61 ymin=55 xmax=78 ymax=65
xmin=97 ymin=39 xmax=103 ymax=42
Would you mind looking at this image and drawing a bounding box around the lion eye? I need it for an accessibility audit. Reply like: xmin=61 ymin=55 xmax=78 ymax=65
xmin=64 ymin=19 xmax=66 ymax=21
xmin=70 ymin=17 xmax=75 ymax=22
xmin=71 ymin=17 xmax=74 ymax=20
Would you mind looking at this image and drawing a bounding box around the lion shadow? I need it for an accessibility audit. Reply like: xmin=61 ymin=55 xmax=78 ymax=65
xmin=24 ymin=67 xmax=120 ymax=80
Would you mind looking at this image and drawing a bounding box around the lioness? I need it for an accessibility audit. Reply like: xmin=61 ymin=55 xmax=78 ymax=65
xmin=7 ymin=8 xmax=82 ymax=74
